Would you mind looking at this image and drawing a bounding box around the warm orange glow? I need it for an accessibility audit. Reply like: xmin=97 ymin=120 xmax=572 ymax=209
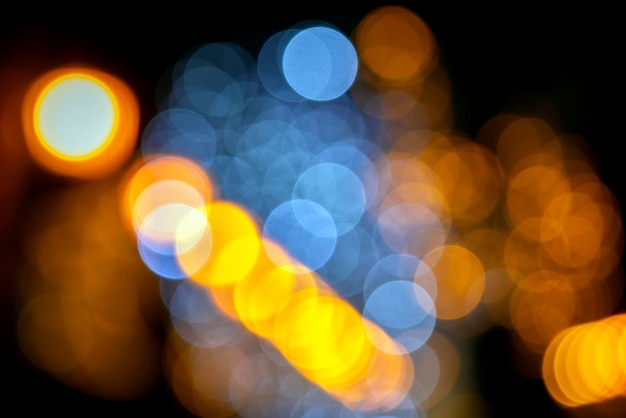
xmin=422 ymin=245 xmax=486 ymax=320
xmin=540 ymin=193 xmax=604 ymax=269
xmin=461 ymin=227 xmax=508 ymax=271
xmin=509 ymin=270 xmax=577 ymax=353
xmin=22 ymin=66 xmax=139 ymax=179
xmin=380 ymin=182 xmax=451 ymax=229
xmin=354 ymin=6 xmax=436 ymax=84
xmin=495 ymin=116 xmax=561 ymax=176
xmin=16 ymin=178 xmax=161 ymax=400
xmin=120 ymin=154 xmax=214 ymax=235
xmin=167 ymin=337 xmax=243 ymax=418
xmin=542 ymin=325 xmax=577 ymax=407
xmin=543 ymin=316 xmax=626 ymax=407
xmin=576 ymin=321 xmax=625 ymax=402
xmin=17 ymin=293 xmax=94 ymax=374
xmin=505 ymin=164 xmax=570 ymax=241
xmin=430 ymin=141 xmax=504 ymax=225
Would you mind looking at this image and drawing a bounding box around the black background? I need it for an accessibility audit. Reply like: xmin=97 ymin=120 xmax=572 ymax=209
xmin=1 ymin=3 xmax=623 ymax=417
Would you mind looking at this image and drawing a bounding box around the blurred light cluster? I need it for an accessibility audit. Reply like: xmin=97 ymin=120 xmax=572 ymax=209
xmin=16 ymin=178 xmax=161 ymax=400
xmin=543 ymin=313 xmax=626 ymax=407
xmin=6 ymin=4 xmax=624 ymax=418
xmin=480 ymin=115 xmax=625 ymax=362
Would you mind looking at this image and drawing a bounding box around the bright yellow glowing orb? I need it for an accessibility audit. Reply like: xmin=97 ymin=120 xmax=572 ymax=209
xmin=35 ymin=74 xmax=116 ymax=158
xmin=23 ymin=67 xmax=139 ymax=179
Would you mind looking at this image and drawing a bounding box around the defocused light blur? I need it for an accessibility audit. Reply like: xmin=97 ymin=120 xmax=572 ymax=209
xmin=131 ymin=6 xmax=625 ymax=416
xmin=0 ymin=68 xmax=31 ymax=240
xmin=22 ymin=67 xmax=139 ymax=179
xmin=4 ymin=5 xmax=624 ymax=418
xmin=16 ymin=178 xmax=160 ymax=400
xmin=543 ymin=314 xmax=626 ymax=407
xmin=282 ymin=26 xmax=358 ymax=101
xmin=121 ymin=153 xmax=416 ymax=413
xmin=354 ymin=6 xmax=437 ymax=84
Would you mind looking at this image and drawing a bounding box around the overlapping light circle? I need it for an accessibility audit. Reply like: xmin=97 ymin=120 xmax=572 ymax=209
xmin=282 ymin=26 xmax=358 ymax=101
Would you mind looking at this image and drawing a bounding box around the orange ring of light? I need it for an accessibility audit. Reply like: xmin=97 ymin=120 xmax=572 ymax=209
xmin=22 ymin=66 xmax=139 ymax=179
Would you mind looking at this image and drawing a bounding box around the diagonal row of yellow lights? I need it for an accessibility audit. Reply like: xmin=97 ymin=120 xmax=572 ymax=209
xmin=120 ymin=154 xmax=415 ymax=412
xmin=14 ymin=28 xmax=419 ymax=416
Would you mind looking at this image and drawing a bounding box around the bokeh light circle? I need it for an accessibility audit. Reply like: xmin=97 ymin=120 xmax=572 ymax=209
xmin=282 ymin=26 xmax=358 ymax=101
xmin=363 ymin=280 xmax=436 ymax=354
xmin=263 ymin=199 xmax=337 ymax=273
xmin=22 ymin=66 xmax=139 ymax=178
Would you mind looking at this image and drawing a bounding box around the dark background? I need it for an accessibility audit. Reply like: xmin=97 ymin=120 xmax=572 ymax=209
xmin=1 ymin=3 xmax=623 ymax=417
